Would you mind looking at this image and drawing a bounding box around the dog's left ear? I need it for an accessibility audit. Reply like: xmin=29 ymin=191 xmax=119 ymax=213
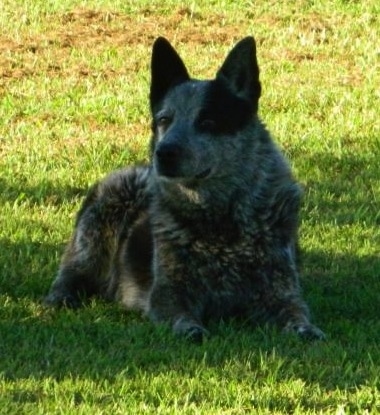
xmin=216 ymin=36 xmax=261 ymax=109
xmin=150 ymin=37 xmax=190 ymax=112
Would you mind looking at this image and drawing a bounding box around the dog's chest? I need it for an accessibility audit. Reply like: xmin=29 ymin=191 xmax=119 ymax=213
xmin=189 ymin=233 xmax=267 ymax=280
xmin=156 ymin=223 xmax=270 ymax=286
xmin=152 ymin=199 xmax=276 ymax=289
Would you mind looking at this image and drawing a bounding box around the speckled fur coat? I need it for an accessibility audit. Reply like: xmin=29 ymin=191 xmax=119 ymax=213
xmin=45 ymin=37 xmax=325 ymax=342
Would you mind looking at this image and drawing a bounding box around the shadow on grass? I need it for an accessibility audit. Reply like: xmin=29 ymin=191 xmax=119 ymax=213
xmin=297 ymin=150 xmax=379 ymax=226
xmin=0 ymin=237 xmax=379 ymax=394
xmin=0 ymin=148 xmax=379 ymax=405
xmin=0 ymin=177 xmax=87 ymax=207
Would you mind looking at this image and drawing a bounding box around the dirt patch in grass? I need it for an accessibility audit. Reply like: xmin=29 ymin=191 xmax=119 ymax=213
xmin=1 ymin=5 xmax=367 ymax=85
xmin=0 ymin=6 xmax=244 ymax=82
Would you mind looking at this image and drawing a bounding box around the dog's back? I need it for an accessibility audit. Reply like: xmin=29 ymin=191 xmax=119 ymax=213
xmin=45 ymin=37 xmax=325 ymax=342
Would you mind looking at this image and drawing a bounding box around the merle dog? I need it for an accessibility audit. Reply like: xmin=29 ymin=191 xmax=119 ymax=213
xmin=45 ymin=36 xmax=325 ymax=342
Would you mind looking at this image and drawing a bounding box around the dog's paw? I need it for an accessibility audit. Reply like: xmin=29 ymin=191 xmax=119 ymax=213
xmin=184 ymin=325 xmax=209 ymax=344
xmin=173 ymin=317 xmax=209 ymax=343
xmin=43 ymin=290 xmax=81 ymax=309
xmin=287 ymin=323 xmax=326 ymax=341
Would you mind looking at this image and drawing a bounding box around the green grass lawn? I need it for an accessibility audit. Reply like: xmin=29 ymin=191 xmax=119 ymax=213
xmin=1 ymin=1 xmax=379 ymax=413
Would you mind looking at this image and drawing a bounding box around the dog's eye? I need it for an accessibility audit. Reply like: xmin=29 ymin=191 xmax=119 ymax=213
xmin=157 ymin=116 xmax=172 ymax=130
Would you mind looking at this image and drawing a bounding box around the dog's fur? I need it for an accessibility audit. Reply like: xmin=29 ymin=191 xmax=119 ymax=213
xmin=45 ymin=36 xmax=325 ymax=342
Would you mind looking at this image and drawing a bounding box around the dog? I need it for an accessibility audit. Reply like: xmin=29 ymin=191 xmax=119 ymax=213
xmin=45 ymin=36 xmax=325 ymax=342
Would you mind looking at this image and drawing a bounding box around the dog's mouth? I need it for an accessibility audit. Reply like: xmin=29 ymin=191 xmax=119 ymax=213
xmin=157 ymin=167 xmax=212 ymax=183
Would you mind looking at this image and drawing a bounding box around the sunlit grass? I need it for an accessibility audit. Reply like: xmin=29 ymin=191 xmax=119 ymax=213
xmin=0 ymin=1 xmax=379 ymax=413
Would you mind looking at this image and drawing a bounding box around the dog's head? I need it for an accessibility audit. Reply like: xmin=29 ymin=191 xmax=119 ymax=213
xmin=149 ymin=37 xmax=261 ymax=183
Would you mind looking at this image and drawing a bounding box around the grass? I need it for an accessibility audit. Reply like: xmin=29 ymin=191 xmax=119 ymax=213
xmin=0 ymin=0 xmax=379 ymax=413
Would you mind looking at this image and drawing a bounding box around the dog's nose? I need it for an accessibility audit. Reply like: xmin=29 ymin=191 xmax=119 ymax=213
xmin=155 ymin=142 xmax=182 ymax=162
xmin=155 ymin=142 xmax=184 ymax=178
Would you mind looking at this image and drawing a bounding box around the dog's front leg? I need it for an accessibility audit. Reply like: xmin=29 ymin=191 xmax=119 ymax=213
xmin=148 ymin=281 xmax=209 ymax=343
xmin=261 ymin=265 xmax=325 ymax=340
xmin=272 ymin=293 xmax=326 ymax=340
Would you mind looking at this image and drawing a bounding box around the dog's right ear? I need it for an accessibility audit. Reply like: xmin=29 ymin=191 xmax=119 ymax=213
xmin=150 ymin=37 xmax=190 ymax=112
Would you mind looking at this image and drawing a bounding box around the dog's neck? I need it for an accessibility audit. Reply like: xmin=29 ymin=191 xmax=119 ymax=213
xmin=150 ymin=172 xmax=256 ymax=231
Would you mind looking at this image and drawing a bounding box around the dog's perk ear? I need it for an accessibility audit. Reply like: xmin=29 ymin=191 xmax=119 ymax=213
xmin=216 ymin=36 xmax=261 ymax=110
xmin=150 ymin=37 xmax=190 ymax=112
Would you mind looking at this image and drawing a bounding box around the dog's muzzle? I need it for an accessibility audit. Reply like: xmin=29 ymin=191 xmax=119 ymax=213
xmin=155 ymin=142 xmax=183 ymax=178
